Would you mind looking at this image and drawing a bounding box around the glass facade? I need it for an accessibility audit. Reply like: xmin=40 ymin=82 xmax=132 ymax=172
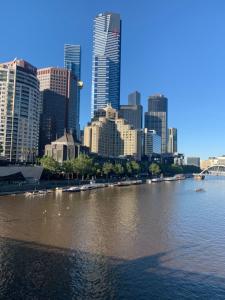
xmin=64 ymin=44 xmax=81 ymax=140
xmin=145 ymin=94 xmax=168 ymax=153
xmin=91 ymin=12 xmax=121 ymax=117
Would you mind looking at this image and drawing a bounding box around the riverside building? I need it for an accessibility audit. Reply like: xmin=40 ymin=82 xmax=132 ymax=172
xmin=143 ymin=129 xmax=161 ymax=158
xmin=187 ymin=157 xmax=200 ymax=167
xmin=145 ymin=94 xmax=168 ymax=153
xmin=168 ymin=128 xmax=177 ymax=153
xmin=84 ymin=105 xmax=142 ymax=160
xmin=64 ymin=44 xmax=82 ymax=139
xmin=0 ymin=60 xmax=40 ymax=162
xmin=91 ymin=12 xmax=121 ymax=117
xmin=37 ymin=67 xmax=78 ymax=155
xmin=119 ymin=91 xmax=143 ymax=130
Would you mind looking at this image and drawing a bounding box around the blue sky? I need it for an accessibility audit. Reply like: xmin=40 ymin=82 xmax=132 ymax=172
xmin=1 ymin=0 xmax=225 ymax=159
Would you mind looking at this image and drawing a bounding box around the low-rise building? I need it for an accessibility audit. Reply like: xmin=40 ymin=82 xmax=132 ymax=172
xmin=187 ymin=157 xmax=200 ymax=167
xmin=45 ymin=132 xmax=80 ymax=163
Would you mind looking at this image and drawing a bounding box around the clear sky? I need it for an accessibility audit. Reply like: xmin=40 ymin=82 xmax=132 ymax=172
xmin=1 ymin=0 xmax=225 ymax=159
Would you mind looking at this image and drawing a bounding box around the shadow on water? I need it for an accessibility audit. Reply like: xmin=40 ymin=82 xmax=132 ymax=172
xmin=0 ymin=237 xmax=225 ymax=299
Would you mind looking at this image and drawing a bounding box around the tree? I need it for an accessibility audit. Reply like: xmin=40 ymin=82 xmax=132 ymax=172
xmin=40 ymin=156 xmax=59 ymax=173
xmin=61 ymin=160 xmax=74 ymax=179
xmin=72 ymin=154 xmax=93 ymax=180
xmin=0 ymin=143 xmax=3 ymax=156
xmin=113 ymin=163 xmax=124 ymax=177
xmin=126 ymin=162 xmax=133 ymax=175
xmin=102 ymin=162 xmax=113 ymax=178
xmin=149 ymin=163 xmax=161 ymax=177
xmin=130 ymin=161 xmax=140 ymax=175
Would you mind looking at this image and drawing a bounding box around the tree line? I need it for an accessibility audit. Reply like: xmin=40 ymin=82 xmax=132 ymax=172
xmin=39 ymin=154 xmax=201 ymax=180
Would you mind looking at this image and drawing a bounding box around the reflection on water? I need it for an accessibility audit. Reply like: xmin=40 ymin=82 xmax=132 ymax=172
xmin=0 ymin=178 xmax=225 ymax=298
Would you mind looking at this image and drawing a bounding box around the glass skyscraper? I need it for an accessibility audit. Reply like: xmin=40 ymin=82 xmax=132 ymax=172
xmin=91 ymin=12 xmax=121 ymax=117
xmin=64 ymin=44 xmax=81 ymax=140
xmin=145 ymin=94 xmax=168 ymax=153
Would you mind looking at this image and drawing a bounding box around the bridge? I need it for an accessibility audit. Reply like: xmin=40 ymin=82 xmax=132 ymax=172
xmin=200 ymin=165 xmax=225 ymax=176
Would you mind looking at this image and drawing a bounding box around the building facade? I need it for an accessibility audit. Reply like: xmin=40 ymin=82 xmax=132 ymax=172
xmin=145 ymin=94 xmax=168 ymax=153
xmin=37 ymin=67 xmax=78 ymax=155
xmin=143 ymin=129 xmax=161 ymax=158
xmin=187 ymin=157 xmax=200 ymax=167
xmin=168 ymin=128 xmax=177 ymax=153
xmin=0 ymin=60 xmax=40 ymax=162
xmin=128 ymin=91 xmax=141 ymax=105
xmin=84 ymin=105 xmax=142 ymax=160
xmin=45 ymin=132 xmax=80 ymax=163
xmin=64 ymin=44 xmax=82 ymax=139
xmin=91 ymin=12 xmax=121 ymax=117
xmin=119 ymin=104 xmax=143 ymax=130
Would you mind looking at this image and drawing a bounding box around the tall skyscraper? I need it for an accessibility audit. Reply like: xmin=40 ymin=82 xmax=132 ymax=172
xmin=119 ymin=91 xmax=142 ymax=129
xmin=168 ymin=128 xmax=177 ymax=153
xmin=0 ymin=60 xmax=40 ymax=162
xmin=37 ymin=67 xmax=77 ymax=155
xmin=145 ymin=94 xmax=168 ymax=153
xmin=91 ymin=12 xmax=121 ymax=117
xmin=64 ymin=44 xmax=81 ymax=139
xmin=64 ymin=44 xmax=81 ymax=79
xmin=128 ymin=91 xmax=141 ymax=105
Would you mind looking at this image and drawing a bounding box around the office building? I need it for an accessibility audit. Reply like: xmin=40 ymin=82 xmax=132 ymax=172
xmin=84 ymin=105 xmax=142 ymax=160
xmin=128 ymin=91 xmax=141 ymax=105
xmin=37 ymin=67 xmax=77 ymax=155
xmin=168 ymin=128 xmax=177 ymax=153
xmin=0 ymin=60 xmax=40 ymax=162
xmin=119 ymin=105 xmax=142 ymax=129
xmin=91 ymin=12 xmax=121 ymax=117
xmin=187 ymin=157 xmax=200 ymax=167
xmin=143 ymin=129 xmax=161 ymax=158
xmin=64 ymin=44 xmax=82 ymax=138
xmin=145 ymin=94 xmax=168 ymax=153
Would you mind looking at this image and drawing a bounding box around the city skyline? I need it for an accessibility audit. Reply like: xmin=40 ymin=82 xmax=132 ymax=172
xmin=1 ymin=0 xmax=225 ymax=159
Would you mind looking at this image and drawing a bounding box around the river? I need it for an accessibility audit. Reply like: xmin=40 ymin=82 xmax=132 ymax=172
xmin=0 ymin=178 xmax=225 ymax=299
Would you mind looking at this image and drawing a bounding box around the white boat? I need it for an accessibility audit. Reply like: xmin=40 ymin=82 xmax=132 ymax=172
xmin=80 ymin=185 xmax=93 ymax=191
xmin=64 ymin=186 xmax=81 ymax=192
xmin=151 ymin=178 xmax=163 ymax=183
xmin=163 ymin=177 xmax=176 ymax=182
xmin=146 ymin=179 xmax=152 ymax=184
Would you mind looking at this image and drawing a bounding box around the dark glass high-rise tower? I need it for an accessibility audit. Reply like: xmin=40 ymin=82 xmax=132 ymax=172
xmin=91 ymin=12 xmax=121 ymax=117
xmin=145 ymin=94 xmax=168 ymax=153
xmin=64 ymin=44 xmax=81 ymax=140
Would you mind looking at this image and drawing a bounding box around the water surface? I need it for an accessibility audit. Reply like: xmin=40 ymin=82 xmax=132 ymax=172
xmin=0 ymin=178 xmax=225 ymax=299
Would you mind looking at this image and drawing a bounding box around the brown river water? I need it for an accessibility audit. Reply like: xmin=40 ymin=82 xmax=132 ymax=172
xmin=0 ymin=178 xmax=225 ymax=299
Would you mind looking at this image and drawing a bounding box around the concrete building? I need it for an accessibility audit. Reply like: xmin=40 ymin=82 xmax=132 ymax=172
xmin=37 ymin=67 xmax=78 ymax=155
xmin=45 ymin=132 xmax=80 ymax=163
xmin=145 ymin=94 xmax=168 ymax=153
xmin=128 ymin=91 xmax=141 ymax=105
xmin=168 ymin=128 xmax=177 ymax=153
xmin=187 ymin=157 xmax=200 ymax=167
xmin=84 ymin=105 xmax=142 ymax=160
xmin=0 ymin=60 xmax=40 ymax=162
xmin=143 ymin=129 xmax=161 ymax=158
xmin=119 ymin=104 xmax=143 ymax=130
xmin=91 ymin=12 xmax=121 ymax=116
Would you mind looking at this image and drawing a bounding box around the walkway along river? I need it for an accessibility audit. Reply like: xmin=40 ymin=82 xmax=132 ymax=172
xmin=0 ymin=177 xmax=225 ymax=299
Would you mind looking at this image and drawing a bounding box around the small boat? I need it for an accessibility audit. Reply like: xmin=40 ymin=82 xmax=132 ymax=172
xmin=80 ymin=185 xmax=93 ymax=191
xmin=163 ymin=177 xmax=176 ymax=182
xmin=194 ymin=174 xmax=205 ymax=180
xmin=64 ymin=186 xmax=81 ymax=192
xmin=195 ymin=188 xmax=205 ymax=192
xmin=146 ymin=179 xmax=152 ymax=184
xmin=175 ymin=174 xmax=186 ymax=180
xmin=151 ymin=178 xmax=163 ymax=183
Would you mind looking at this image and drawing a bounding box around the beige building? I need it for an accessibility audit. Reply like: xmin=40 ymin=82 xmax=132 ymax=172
xmin=84 ymin=105 xmax=142 ymax=160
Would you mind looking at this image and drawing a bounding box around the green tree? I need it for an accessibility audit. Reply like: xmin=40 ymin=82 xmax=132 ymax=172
xmin=102 ymin=162 xmax=113 ymax=178
xmin=72 ymin=154 xmax=93 ymax=180
xmin=130 ymin=161 xmax=140 ymax=175
xmin=61 ymin=160 xmax=74 ymax=179
xmin=149 ymin=163 xmax=161 ymax=177
xmin=40 ymin=156 xmax=59 ymax=173
xmin=113 ymin=163 xmax=124 ymax=177
xmin=126 ymin=161 xmax=133 ymax=175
